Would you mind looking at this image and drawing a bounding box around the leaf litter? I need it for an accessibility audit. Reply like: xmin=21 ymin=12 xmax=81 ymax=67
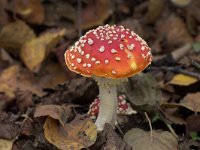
xmin=0 ymin=0 xmax=200 ymax=149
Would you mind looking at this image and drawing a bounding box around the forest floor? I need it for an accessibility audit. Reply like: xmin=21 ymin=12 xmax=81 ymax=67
xmin=0 ymin=0 xmax=200 ymax=150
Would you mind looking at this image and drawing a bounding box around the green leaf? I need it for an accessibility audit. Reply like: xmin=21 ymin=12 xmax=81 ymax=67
xmin=190 ymin=132 xmax=200 ymax=141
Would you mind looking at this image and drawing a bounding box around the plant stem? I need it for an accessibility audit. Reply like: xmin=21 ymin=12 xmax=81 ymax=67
xmin=144 ymin=112 xmax=153 ymax=141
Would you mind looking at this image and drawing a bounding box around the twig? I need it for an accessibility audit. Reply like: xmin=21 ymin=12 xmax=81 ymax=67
xmin=77 ymin=0 xmax=82 ymax=37
xmin=153 ymin=43 xmax=192 ymax=62
xmin=149 ymin=66 xmax=200 ymax=79
xmin=171 ymin=43 xmax=192 ymax=61
xmin=115 ymin=121 xmax=124 ymax=136
xmin=16 ymin=108 xmax=33 ymax=140
xmin=144 ymin=112 xmax=153 ymax=141
xmin=191 ymin=60 xmax=200 ymax=72
xmin=166 ymin=123 xmax=178 ymax=139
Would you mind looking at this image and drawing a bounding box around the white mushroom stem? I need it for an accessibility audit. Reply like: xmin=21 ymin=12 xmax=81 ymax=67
xmin=95 ymin=84 xmax=117 ymax=130
xmin=93 ymin=77 xmax=127 ymax=131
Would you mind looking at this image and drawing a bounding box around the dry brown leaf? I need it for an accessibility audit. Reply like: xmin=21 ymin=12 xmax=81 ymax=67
xmin=0 ymin=20 xmax=35 ymax=52
xmin=156 ymin=14 xmax=193 ymax=47
xmin=179 ymin=92 xmax=200 ymax=112
xmin=8 ymin=0 xmax=44 ymax=24
xmin=0 ymin=138 xmax=14 ymax=150
xmin=145 ymin=0 xmax=165 ymax=24
xmin=81 ymin=0 xmax=112 ymax=29
xmin=124 ymin=128 xmax=178 ymax=150
xmin=44 ymin=116 xmax=97 ymax=150
xmin=15 ymin=90 xmax=33 ymax=112
xmin=160 ymin=107 xmax=186 ymax=125
xmin=119 ymin=19 xmax=146 ymax=39
xmin=20 ymin=29 xmax=66 ymax=72
xmin=38 ymin=62 xmax=69 ymax=89
xmin=168 ymin=74 xmax=198 ymax=86
xmin=44 ymin=1 xmax=76 ymax=26
xmin=34 ymin=105 xmax=72 ymax=126
xmin=0 ymin=0 xmax=9 ymax=28
xmin=187 ymin=0 xmax=200 ymax=22
xmin=0 ymin=65 xmax=44 ymax=98
xmin=161 ymin=93 xmax=200 ymax=113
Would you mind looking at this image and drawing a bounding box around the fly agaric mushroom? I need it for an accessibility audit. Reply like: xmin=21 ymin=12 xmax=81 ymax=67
xmin=64 ymin=25 xmax=152 ymax=131
xmin=88 ymin=94 xmax=137 ymax=120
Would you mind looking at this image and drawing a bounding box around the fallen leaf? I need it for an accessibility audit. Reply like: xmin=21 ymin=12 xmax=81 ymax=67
xmin=38 ymin=62 xmax=69 ymax=89
xmin=20 ymin=29 xmax=66 ymax=72
xmin=119 ymin=73 xmax=161 ymax=106
xmin=0 ymin=138 xmax=14 ymax=150
xmin=179 ymin=92 xmax=200 ymax=112
xmin=0 ymin=65 xmax=44 ymax=98
xmin=186 ymin=114 xmax=200 ymax=134
xmin=34 ymin=105 xmax=73 ymax=126
xmin=44 ymin=0 xmax=76 ymax=26
xmin=145 ymin=0 xmax=165 ymax=24
xmin=124 ymin=128 xmax=178 ymax=150
xmin=20 ymin=119 xmax=34 ymax=136
xmin=161 ymin=92 xmax=200 ymax=113
xmin=44 ymin=116 xmax=97 ymax=150
xmin=171 ymin=0 xmax=191 ymax=6
xmin=8 ymin=0 xmax=44 ymax=24
xmin=168 ymin=74 xmax=198 ymax=86
xmin=15 ymin=90 xmax=33 ymax=112
xmin=0 ymin=123 xmax=19 ymax=139
xmin=0 ymin=20 xmax=35 ymax=52
xmin=0 ymin=0 xmax=9 ymax=28
xmin=119 ymin=19 xmax=146 ymax=39
xmin=160 ymin=107 xmax=186 ymax=125
xmin=156 ymin=14 xmax=193 ymax=48
xmin=187 ymin=0 xmax=200 ymax=23
xmin=81 ymin=0 xmax=112 ymax=29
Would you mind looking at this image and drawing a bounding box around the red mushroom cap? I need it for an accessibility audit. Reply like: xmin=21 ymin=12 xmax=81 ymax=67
xmin=65 ymin=25 xmax=152 ymax=79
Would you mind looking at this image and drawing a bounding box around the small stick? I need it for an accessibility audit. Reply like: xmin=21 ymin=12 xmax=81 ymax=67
xmin=191 ymin=60 xmax=200 ymax=72
xmin=144 ymin=112 xmax=153 ymax=141
xmin=77 ymin=0 xmax=82 ymax=37
xmin=115 ymin=122 xmax=124 ymax=137
xmin=153 ymin=43 xmax=192 ymax=62
xmin=166 ymin=123 xmax=178 ymax=139
xmin=149 ymin=66 xmax=200 ymax=79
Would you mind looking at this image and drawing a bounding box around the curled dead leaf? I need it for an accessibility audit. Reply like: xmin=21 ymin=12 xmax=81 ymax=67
xmin=156 ymin=14 xmax=193 ymax=48
xmin=38 ymin=62 xmax=69 ymax=89
xmin=179 ymin=92 xmax=200 ymax=112
xmin=20 ymin=29 xmax=66 ymax=72
xmin=44 ymin=116 xmax=97 ymax=150
xmin=34 ymin=105 xmax=73 ymax=126
xmin=161 ymin=92 xmax=200 ymax=113
xmin=8 ymin=0 xmax=44 ymax=24
xmin=0 ymin=65 xmax=44 ymax=98
xmin=0 ymin=20 xmax=35 ymax=52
